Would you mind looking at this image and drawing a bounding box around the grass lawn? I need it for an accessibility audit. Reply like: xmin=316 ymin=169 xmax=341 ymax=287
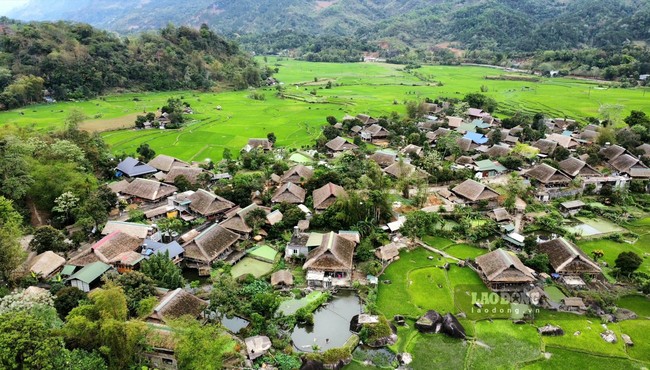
xmin=534 ymin=310 xmax=627 ymax=357
xmin=409 ymin=333 xmax=468 ymax=370
xmin=421 ymin=236 xmax=455 ymax=249
xmin=466 ymin=320 xmax=542 ymax=369
xmin=408 ymin=267 xmax=455 ymax=314
xmin=577 ymin=238 xmax=650 ymax=276
xmin=277 ymin=291 xmax=324 ymax=316
xmin=522 ymin=347 xmax=648 ymax=370
xmin=543 ymin=286 xmax=566 ymax=304
xmin=616 ymin=295 xmax=650 ymax=317
xmin=229 ymin=257 xmax=274 ymax=279
xmin=618 ymin=320 xmax=650 ymax=363
xmin=443 ymin=243 xmax=488 ymax=260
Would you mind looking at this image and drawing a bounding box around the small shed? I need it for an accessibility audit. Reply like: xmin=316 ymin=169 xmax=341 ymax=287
xmin=67 ymin=261 xmax=111 ymax=292
xmin=562 ymin=297 xmax=587 ymax=311
xmin=271 ymin=270 xmax=294 ymax=287
xmin=559 ymin=200 xmax=585 ymax=217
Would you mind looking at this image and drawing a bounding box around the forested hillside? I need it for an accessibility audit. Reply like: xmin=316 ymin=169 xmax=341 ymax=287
xmin=0 ymin=20 xmax=268 ymax=110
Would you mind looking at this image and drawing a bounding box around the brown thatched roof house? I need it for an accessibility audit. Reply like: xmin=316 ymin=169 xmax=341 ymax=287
xmin=188 ymin=189 xmax=235 ymax=218
xmin=447 ymin=116 xmax=464 ymax=128
xmin=637 ymin=143 xmax=650 ymax=158
xmin=325 ymin=136 xmax=358 ymax=153
xmin=243 ymin=138 xmax=273 ymax=152
xmin=451 ymin=179 xmax=499 ymax=203
xmin=546 ymin=133 xmax=578 ymax=149
xmin=271 ymin=270 xmax=294 ymax=287
xmin=313 ymin=183 xmax=347 ymax=210
xmin=383 ymin=161 xmax=419 ymax=178
xmin=182 ymin=224 xmax=239 ymax=266
xmin=475 ymin=249 xmax=535 ymax=292
xmin=163 ymin=166 xmax=205 ymax=184
xmin=303 ymin=231 xmax=356 ymax=287
xmin=30 ymin=251 xmax=65 ymax=279
xmin=375 ymin=243 xmax=400 ymax=262
xmin=220 ymin=204 xmax=270 ymax=235
xmin=91 ymin=231 xmax=143 ymax=271
xmin=532 ymin=139 xmax=558 ymax=155
xmin=402 ymin=144 xmax=423 ymax=157
xmin=487 ymin=207 xmax=512 ymax=223
xmin=147 ymin=288 xmax=207 ymax=324
xmin=271 ymin=182 xmax=306 ymax=204
xmin=360 ymin=124 xmax=390 ymax=142
xmin=524 ymin=163 xmax=571 ymax=185
xmin=280 ymin=165 xmax=314 ymax=184
xmin=122 ymin=178 xmax=178 ymax=202
xmin=558 ymin=157 xmax=600 ymax=178
xmin=537 ymin=238 xmax=601 ymax=276
xmin=369 ymin=151 xmax=396 ymax=168
xmin=609 ymin=154 xmax=650 ymax=178
xmin=599 ymin=144 xmax=626 ymax=161
xmin=147 ymin=154 xmax=189 ymax=172
xmin=485 ymin=144 xmax=511 ymax=158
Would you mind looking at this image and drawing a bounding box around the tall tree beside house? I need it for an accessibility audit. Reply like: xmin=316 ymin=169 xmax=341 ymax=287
xmin=136 ymin=143 xmax=156 ymax=162
xmin=111 ymin=271 xmax=157 ymax=318
xmin=140 ymin=251 xmax=185 ymax=290
xmin=29 ymin=225 xmax=68 ymax=254
xmin=615 ymin=251 xmax=642 ymax=277
xmin=0 ymin=196 xmax=25 ymax=284
xmin=171 ymin=318 xmax=238 ymax=370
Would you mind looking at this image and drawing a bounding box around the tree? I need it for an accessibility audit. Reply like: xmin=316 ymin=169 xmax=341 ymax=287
xmin=615 ymin=251 xmax=642 ymax=276
xmin=222 ymin=148 xmax=232 ymax=161
xmin=245 ymin=207 xmax=268 ymax=234
xmin=134 ymin=115 xmax=147 ymax=129
xmin=0 ymin=139 xmax=34 ymax=201
xmin=250 ymin=292 xmax=280 ymax=318
xmin=624 ymin=110 xmax=650 ymax=128
xmin=140 ymin=251 xmax=185 ymax=289
xmin=523 ymin=253 xmax=550 ymax=273
xmin=326 ymin=116 xmax=338 ymax=125
xmin=136 ymin=143 xmax=156 ymax=162
xmin=552 ymin=146 xmax=570 ymax=161
xmin=113 ymin=271 xmax=157 ymax=317
xmin=54 ymin=287 xmax=87 ymax=319
xmin=599 ymin=104 xmax=624 ymax=126
xmin=322 ymin=125 xmax=339 ymax=140
xmin=402 ymin=211 xmax=442 ymax=240
xmin=591 ymin=250 xmax=604 ymax=262
xmin=172 ymin=319 xmax=237 ymax=370
xmin=0 ymin=312 xmax=65 ymax=370
xmin=267 ymin=132 xmax=277 ymax=144
xmin=463 ymin=93 xmax=497 ymax=113
xmin=0 ymin=196 xmax=25 ymax=283
xmin=52 ymin=191 xmax=80 ymax=225
xmin=30 ymin=225 xmax=68 ymax=254
xmin=174 ymin=174 xmax=194 ymax=192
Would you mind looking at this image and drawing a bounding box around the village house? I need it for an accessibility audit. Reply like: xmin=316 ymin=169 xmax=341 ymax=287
xmin=375 ymin=242 xmax=401 ymax=264
xmin=242 ymin=138 xmax=273 ymax=152
xmin=284 ymin=228 xmax=312 ymax=258
xmin=147 ymin=154 xmax=190 ymax=173
xmin=451 ymin=179 xmax=500 ymax=207
xmin=485 ymin=144 xmax=511 ymax=158
xmin=473 ymin=159 xmax=507 ymax=178
xmin=546 ymin=133 xmax=578 ymax=150
xmin=66 ymin=261 xmax=112 ymax=292
xmin=325 ymin=136 xmax=358 ymax=156
xmin=369 ymin=151 xmax=397 ymax=168
xmin=91 ymin=231 xmax=145 ymax=273
xmin=360 ymin=124 xmax=390 ymax=143
xmin=558 ymin=157 xmax=600 ymax=178
xmin=271 ymin=269 xmax=294 ymax=288
xmin=474 ymin=248 xmax=535 ymax=292
xmin=447 ymin=116 xmax=464 ymax=129
xmin=182 ymin=224 xmax=240 ymax=272
xmin=271 ymin=182 xmax=307 ymax=204
xmin=121 ymin=178 xmax=178 ymax=203
xmin=608 ymin=153 xmax=650 ymax=179
xmin=559 ymin=200 xmax=586 ymax=217
xmin=141 ymin=239 xmax=184 ymax=264
xmin=637 ymin=143 xmax=650 ymax=158
xmin=220 ymin=203 xmax=271 ymax=238
xmin=116 ymin=157 xmax=158 ymax=178
xmin=102 ymin=221 xmax=152 ymax=239
xmin=147 ymin=288 xmax=208 ymax=325
xmin=29 ymin=251 xmax=66 ymax=280
xmin=280 ymin=164 xmax=314 ymax=184
xmin=245 ymin=335 xmax=272 ymax=360
xmin=187 ymin=189 xmax=236 ymax=219
xmin=426 ymin=127 xmax=451 ymax=145
xmin=561 ymin=297 xmax=587 ymax=312
xmin=537 ymin=238 xmax=601 ymax=282
xmin=163 ymin=166 xmax=206 ymax=185
xmin=401 ymin=144 xmax=423 ymax=158
xmin=487 ymin=208 xmax=512 ymax=224
xmin=303 ymin=231 xmax=356 ymax=288
xmin=532 ymin=139 xmax=558 ymax=157
xmin=383 ymin=160 xmax=422 ymax=179
xmin=523 ymin=163 xmax=576 ymax=202
xmin=356 ymin=114 xmax=378 ymax=126
xmin=313 ymin=182 xmax=347 ymax=211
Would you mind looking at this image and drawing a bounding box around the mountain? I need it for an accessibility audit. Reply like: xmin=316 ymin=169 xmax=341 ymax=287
xmin=6 ymin=0 xmax=650 ymax=52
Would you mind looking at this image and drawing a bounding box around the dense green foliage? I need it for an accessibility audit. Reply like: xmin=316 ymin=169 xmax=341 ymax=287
xmin=0 ymin=20 xmax=267 ymax=109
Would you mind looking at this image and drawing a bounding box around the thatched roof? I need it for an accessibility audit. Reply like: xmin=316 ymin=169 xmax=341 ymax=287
xmin=280 ymin=165 xmax=314 ymax=184
xmin=524 ymin=163 xmax=571 ymax=184
xmin=271 ymin=270 xmax=294 ymax=286
xmin=383 ymin=161 xmax=416 ymax=178
xmin=609 ymin=154 xmax=643 ymax=173
xmin=637 ymin=143 xmax=650 ymax=157
xmin=356 ymin=114 xmax=377 ymax=125
xmin=303 ymin=232 xmax=355 ymax=271
xmin=537 ymin=238 xmax=601 ymax=274
xmin=325 ymin=136 xmax=358 ymax=152
xmin=101 ymin=221 xmax=151 ymax=239
xmin=122 ymin=178 xmax=178 ymax=201
xmin=455 ymin=156 xmax=474 ymax=165
xmin=532 ymin=139 xmax=558 ymax=155
xmin=451 ymin=179 xmax=499 ymax=202
xmin=546 ymin=133 xmax=576 ymax=148
xmin=182 ymin=224 xmax=239 ymax=263
xmin=488 ymin=207 xmax=511 ymax=222
xmin=457 ymin=137 xmax=474 ymax=152
xmin=220 ymin=204 xmax=269 ymax=234
xmin=579 ymin=129 xmax=598 ymax=142
xmin=271 ymin=182 xmax=306 ymax=204
xmin=313 ymin=183 xmax=347 ymax=210
xmin=375 ymin=243 xmax=400 ymax=261
xmin=147 ymin=154 xmax=189 ymax=172
xmin=245 ymin=138 xmax=273 ymax=151
xmin=67 ymin=251 xmax=100 ymax=267
xmin=447 ymin=116 xmax=463 ymax=128
xmin=475 ymin=249 xmax=535 ymax=283
xmin=427 ymin=127 xmax=451 ymax=142
xmin=369 ymin=152 xmax=396 ymax=167
xmin=92 ymin=231 xmax=142 ymax=264
xmin=362 ymin=124 xmax=389 ymax=138
xmin=599 ymin=144 xmax=626 ymax=161
xmin=188 ymin=189 xmax=235 ymax=217
xmin=108 ymin=179 xmax=130 ymax=194
xmin=402 ymin=144 xmax=423 ymax=157
xmin=30 ymin=251 xmax=65 ymax=278
xmin=562 ymin=297 xmax=587 ymax=309
xmin=163 ymin=166 xmax=204 ymax=184
xmin=485 ymin=144 xmax=511 ymax=158
xmin=560 ymin=200 xmax=585 ymax=209
xmin=149 ymin=288 xmax=207 ymax=324
xmin=558 ymin=157 xmax=600 ymax=178
xmin=116 ymin=157 xmax=157 ymax=177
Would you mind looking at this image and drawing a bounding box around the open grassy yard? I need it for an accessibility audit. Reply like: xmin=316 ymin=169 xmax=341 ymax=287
xmin=3 ymin=58 xmax=650 ymax=161
xmin=522 ymin=347 xmax=647 ymax=370
xmin=466 ymin=320 xmax=541 ymax=369
xmin=443 ymin=243 xmax=488 ymax=260
xmin=229 ymin=257 xmax=274 ymax=279
xmin=617 ymin=295 xmax=650 ymax=318
xmin=577 ymin=238 xmax=650 ymax=276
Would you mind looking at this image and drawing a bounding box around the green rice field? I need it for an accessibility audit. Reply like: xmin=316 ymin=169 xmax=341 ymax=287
xmin=2 ymin=58 xmax=650 ymax=161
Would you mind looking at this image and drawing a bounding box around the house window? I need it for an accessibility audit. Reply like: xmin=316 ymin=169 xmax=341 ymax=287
xmin=293 ymin=249 xmax=299 ymax=255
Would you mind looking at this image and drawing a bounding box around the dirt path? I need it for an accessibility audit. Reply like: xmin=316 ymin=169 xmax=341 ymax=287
xmin=415 ymin=239 xmax=460 ymax=262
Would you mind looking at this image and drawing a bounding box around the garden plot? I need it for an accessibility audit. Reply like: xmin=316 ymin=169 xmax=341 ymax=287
xmin=565 ymin=217 xmax=625 ymax=237
xmin=230 ymin=257 xmax=274 ymax=279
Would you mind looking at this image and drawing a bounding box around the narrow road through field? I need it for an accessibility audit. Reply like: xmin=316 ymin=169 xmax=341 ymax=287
xmin=415 ymin=239 xmax=460 ymax=262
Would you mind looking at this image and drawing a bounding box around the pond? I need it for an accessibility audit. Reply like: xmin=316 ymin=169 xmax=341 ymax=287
xmin=291 ymin=290 xmax=362 ymax=352
xmin=220 ymin=314 xmax=249 ymax=334
xmin=182 ymin=268 xmax=211 ymax=286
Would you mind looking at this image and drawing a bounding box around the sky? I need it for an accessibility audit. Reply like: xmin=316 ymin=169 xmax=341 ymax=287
xmin=0 ymin=0 xmax=28 ymax=16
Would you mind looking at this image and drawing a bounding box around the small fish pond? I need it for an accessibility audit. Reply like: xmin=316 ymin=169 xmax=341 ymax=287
xmin=291 ymin=290 xmax=362 ymax=352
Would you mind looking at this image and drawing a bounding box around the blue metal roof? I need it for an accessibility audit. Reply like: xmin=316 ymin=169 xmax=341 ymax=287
xmin=463 ymin=132 xmax=488 ymax=145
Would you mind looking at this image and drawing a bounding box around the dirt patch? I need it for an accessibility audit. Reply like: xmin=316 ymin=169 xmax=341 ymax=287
xmin=80 ymin=113 xmax=140 ymax=132
xmin=434 ymin=42 xmax=464 ymax=58
xmin=426 ymin=195 xmax=443 ymax=207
